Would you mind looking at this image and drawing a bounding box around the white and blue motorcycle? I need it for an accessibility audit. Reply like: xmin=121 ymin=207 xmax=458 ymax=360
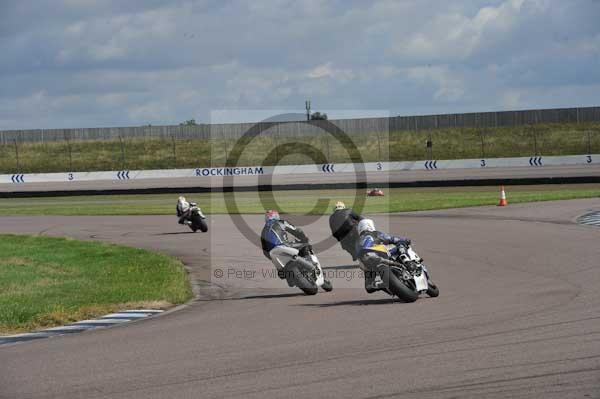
xmin=269 ymin=242 xmax=333 ymax=295
xmin=361 ymin=242 xmax=439 ymax=302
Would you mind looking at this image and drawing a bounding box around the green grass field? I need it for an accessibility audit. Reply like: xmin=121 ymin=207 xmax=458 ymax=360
xmin=2 ymin=122 xmax=599 ymax=173
xmin=0 ymin=235 xmax=192 ymax=334
xmin=1 ymin=185 xmax=599 ymax=216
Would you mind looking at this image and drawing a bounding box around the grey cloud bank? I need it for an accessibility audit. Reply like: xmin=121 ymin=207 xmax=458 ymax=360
xmin=0 ymin=0 xmax=599 ymax=130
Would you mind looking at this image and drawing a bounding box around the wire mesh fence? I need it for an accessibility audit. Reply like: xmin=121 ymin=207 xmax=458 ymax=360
xmin=2 ymin=106 xmax=600 ymax=145
xmin=1 ymin=122 xmax=599 ymax=174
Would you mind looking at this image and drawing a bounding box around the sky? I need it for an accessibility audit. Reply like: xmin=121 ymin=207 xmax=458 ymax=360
xmin=0 ymin=0 xmax=599 ymax=130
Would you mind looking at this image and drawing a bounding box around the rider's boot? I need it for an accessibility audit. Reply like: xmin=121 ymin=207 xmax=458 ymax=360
xmin=178 ymin=216 xmax=192 ymax=225
xmin=364 ymin=270 xmax=380 ymax=293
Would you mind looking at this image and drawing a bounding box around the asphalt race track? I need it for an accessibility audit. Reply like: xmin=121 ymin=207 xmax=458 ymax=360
xmin=1 ymin=199 xmax=599 ymax=398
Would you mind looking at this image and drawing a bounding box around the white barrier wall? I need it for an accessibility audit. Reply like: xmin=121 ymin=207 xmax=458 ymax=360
xmin=1 ymin=154 xmax=598 ymax=185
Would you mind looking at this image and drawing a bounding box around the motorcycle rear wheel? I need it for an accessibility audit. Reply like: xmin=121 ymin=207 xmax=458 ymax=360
xmin=289 ymin=265 xmax=318 ymax=295
xmin=380 ymin=267 xmax=418 ymax=303
xmin=191 ymin=214 xmax=208 ymax=233
xmin=198 ymin=218 xmax=208 ymax=232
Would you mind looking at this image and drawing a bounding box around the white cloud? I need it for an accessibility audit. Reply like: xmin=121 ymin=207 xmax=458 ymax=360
xmin=501 ymin=89 xmax=523 ymax=109
xmin=54 ymin=5 xmax=181 ymax=64
xmin=407 ymin=66 xmax=465 ymax=102
xmin=127 ymin=101 xmax=174 ymax=123
xmin=90 ymin=41 xmax=128 ymax=61
xmin=307 ymin=62 xmax=355 ymax=82
xmin=97 ymin=93 xmax=129 ymax=107
xmin=62 ymin=0 xmax=102 ymax=7
xmin=393 ymin=0 xmax=528 ymax=61
xmin=0 ymin=0 xmax=599 ymax=130
xmin=307 ymin=63 xmax=334 ymax=79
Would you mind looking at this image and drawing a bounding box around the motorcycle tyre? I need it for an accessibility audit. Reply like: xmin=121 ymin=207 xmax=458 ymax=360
xmin=380 ymin=267 xmax=418 ymax=303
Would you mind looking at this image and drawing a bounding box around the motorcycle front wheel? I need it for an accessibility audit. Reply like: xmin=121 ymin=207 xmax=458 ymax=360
xmin=423 ymin=269 xmax=439 ymax=297
xmin=321 ymin=279 xmax=333 ymax=292
xmin=426 ymin=281 xmax=439 ymax=297
xmin=380 ymin=266 xmax=418 ymax=303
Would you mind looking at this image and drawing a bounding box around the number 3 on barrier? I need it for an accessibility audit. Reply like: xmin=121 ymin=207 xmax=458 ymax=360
xmin=68 ymin=173 xmax=74 ymax=181
xmin=587 ymin=156 xmax=592 ymax=164
xmin=480 ymin=159 xmax=486 ymax=167
xmin=377 ymin=162 xmax=382 ymax=171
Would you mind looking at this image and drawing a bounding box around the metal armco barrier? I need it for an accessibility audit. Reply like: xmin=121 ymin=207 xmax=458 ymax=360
xmin=1 ymin=154 xmax=598 ymax=184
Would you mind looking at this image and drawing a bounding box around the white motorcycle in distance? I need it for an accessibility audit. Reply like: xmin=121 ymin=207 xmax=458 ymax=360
xmin=177 ymin=197 xmax=208 ymax=233
xmin=362 ymin=243 xmax=439 ymax=302
xmin=269 ymin=242 xmax=333 ymax=295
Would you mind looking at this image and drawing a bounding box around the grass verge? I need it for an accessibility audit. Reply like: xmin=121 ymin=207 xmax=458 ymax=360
xmin=0 ymin=235 xmax=192 ymax=334
xmin=0 ymin=184 xmax=598 ymax=216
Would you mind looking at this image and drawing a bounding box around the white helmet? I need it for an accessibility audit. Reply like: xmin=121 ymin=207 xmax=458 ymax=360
xmin=334 ymin=201 xmax=346 ymax=211
xmin=357 ymin=219 xmax=375 ymax=235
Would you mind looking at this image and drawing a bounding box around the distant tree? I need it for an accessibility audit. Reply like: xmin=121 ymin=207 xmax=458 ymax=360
xmin=310 ymin=112 xmax=328 ymax=120
xmin=180 ymin=119 xmax=197 ymax=126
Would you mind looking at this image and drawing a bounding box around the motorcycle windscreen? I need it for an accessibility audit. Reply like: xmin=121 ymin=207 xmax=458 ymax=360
xmin=406 ymin=247 xmax=420 ymax=261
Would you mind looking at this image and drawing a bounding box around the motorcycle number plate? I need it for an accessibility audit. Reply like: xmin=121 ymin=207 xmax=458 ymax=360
xmin=414 ymin=273 xmax=428 ymax=291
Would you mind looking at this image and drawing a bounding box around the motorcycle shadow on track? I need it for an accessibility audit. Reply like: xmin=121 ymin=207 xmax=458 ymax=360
xmin=153 ymin=231 xmax=198 ymax=236
xmin=295 ymin=298 xmax=402 ymax=307
xmin=236 ymin=293 xmax=308 ymax=300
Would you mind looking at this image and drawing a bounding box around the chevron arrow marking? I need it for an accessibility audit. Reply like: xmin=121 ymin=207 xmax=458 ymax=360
xmin=321 ymin=164 xmax=335 ymax=173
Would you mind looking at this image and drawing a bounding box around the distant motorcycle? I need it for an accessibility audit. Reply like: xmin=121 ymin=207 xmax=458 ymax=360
xmin=361 ymin=243 xmax=439 ymax=302
xmin=269 ymin=242 xmax=333 ymax=295
xmin=177 ymin=196 xmax=208 ymax=233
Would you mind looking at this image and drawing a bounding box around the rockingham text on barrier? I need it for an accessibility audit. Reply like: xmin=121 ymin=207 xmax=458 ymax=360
xmin=195 ymin=167 xmax=264 ymax=176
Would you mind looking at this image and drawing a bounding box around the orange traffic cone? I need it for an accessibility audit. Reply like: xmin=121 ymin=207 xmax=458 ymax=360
xmin=497 ymin=186 xmax=508 ymax=206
